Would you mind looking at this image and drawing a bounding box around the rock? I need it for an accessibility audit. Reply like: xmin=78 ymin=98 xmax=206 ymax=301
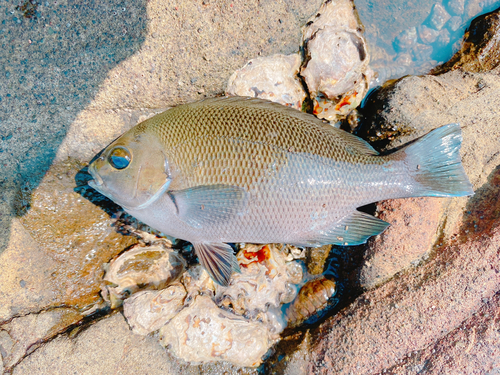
xmin=428 ymin=4 xmax=452 ymax=31
xmin=12 ymin=313 xmax=178 ymax=375
xmin=417 ymin=24 xmax=439 ymax=44
xmin=387 ymin=292 xmax=500 ymax=374
xmin=226 ymin=54 xmax=306 ymax=110
xmin=446 ymin=0 xmax=465 ymax=16
xmin=436 ymin=9 xmax=500 ymax=72
xmin=359 ymin=197 xmax=444 ymax=289
xmin=0 ymin=308 xmax=83 ymax=372
xmin=284 ymin=207 xmax=500 ymax=373
xmin=394 ymin=27 xmax=418 ymax=51
xmin=0 ymin=160 xmax=137 ymax=324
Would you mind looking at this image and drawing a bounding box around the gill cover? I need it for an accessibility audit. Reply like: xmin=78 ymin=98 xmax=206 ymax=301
xmin=88 ymin=129 xmax=171 ymax=210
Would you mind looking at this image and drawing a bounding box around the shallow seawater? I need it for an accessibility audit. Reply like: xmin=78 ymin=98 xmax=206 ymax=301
xmin=356 ymin=0 xmax=500 ymax=87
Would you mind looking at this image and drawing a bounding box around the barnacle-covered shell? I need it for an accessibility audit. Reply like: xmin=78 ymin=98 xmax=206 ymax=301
xmin=226 ymin=54 xmax=306 ymax=110
xmin=215 ymin=244 xmax=303 ymax=319
xmin=123 ymin=283 xmax=187 ymax=335
xmin=286 ymin=276 xmax=337 ymax=328
xmin=301 ymin=0 xmax=372 ymax=121
xmin=181 ymin=264 xmax=216 ymax=299
xmin=102 ymin=243 xmax=186 ymax=308
xmin=159 ymin=295 xmax=276 ymax=367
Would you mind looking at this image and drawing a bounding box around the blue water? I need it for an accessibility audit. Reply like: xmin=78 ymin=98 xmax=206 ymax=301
xmin=356 ymin=0 xmax=500 ymax=86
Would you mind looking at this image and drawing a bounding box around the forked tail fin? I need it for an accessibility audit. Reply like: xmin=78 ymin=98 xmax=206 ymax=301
xmin=396 ymin=124 xmax=474 ymax=197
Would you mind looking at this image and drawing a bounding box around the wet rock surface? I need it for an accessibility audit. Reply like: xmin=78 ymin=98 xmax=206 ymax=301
xmin=0 ymin=160 xmax=137 ymax=324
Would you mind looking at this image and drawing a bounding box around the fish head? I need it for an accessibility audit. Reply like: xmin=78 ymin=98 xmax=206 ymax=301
xmin=88 ymin=128 xmax=171 ymax=210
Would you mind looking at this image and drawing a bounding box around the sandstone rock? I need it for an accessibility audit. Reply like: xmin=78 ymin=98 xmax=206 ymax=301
xmin=359 ymin=197 xmax=445 ymax=289
xmin=387 ymin=292 xmax=500 ymax=374
xmin=12 ymin=313 xmax=176 ymax=375
xmin=0 ymin=160 xmax=137 ymax=325
xmin=287 ymin=202 xmax=500 ymax=374
xmin=0 ymin=308 xmax=83 ymax=372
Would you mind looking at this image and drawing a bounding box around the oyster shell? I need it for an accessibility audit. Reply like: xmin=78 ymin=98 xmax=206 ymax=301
xmin=181 ymin=264 xmax=216 ymax=299
xmin=215 ymin=244 xmax=303 ymax=319
xmin=301 ymin=0 xmax=372 ymax=122
xmin=123 ymin=283 xmax=187 ymax=335
xmin=102 ymin=242 xmax=186 ymax=308
xmin=226 ymin=54 xmax=306 ymax=110
xmin=159 ymin=295 xmax=276 ymax=367
xmin=286 ymin=276 xmax=337 ymax=328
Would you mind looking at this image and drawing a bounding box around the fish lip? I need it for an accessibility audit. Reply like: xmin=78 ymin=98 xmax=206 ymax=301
xmin=87 ymin=163 xmax=104 ymax=190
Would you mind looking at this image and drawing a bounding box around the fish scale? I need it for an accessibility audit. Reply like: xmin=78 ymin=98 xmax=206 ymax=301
xmin=89 ymin=97 xmax=473 ymax=285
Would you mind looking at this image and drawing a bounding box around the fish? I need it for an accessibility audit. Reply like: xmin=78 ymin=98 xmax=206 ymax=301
xmin=88 ymin=97 xmax=473 ymax=286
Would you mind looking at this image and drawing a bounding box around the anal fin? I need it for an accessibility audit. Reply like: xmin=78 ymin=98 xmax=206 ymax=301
xmin=315 ymin=211 xmax=389 ymax=246
xmin=192 ymin=242 xmax=240 ymax=286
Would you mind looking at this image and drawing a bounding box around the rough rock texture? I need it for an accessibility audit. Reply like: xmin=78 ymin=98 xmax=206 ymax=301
xmin=276 ymin=190 xmax=500 ymax=373
xmin=11 ymin=313 xmax=177 ymax=375
xmin=306 ymin=213 xmax=500 ymax=374
xmin=359 ymin=197 xmax=445 ymax=289
xmin=387 ymin=292 xmax=500 ymax=374
xmin=0 ymin=308 xmax=83 ymax=372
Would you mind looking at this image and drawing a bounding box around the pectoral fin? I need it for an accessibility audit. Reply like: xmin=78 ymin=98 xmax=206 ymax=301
xmin=193 ymin=242 xmax=240 ymax=286
xmin=169 ymin=184 xmax=248 ymax=229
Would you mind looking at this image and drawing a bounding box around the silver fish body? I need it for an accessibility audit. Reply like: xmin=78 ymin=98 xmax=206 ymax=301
xmin=88 ymin=97 xmax=473 ymax=285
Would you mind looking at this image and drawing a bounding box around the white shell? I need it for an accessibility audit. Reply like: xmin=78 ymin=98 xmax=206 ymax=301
xmin=181 ymin=264 xmax=216 ymax=299
xmin=301 ymin=0 xmax=372 ymax=121
xmin=102 ymin=243 xmax=186 ymax=308
xmin=226 ymin=54 xmax=306 ymax=110
xmin=215 ymin=244 xmax=303 ymax=320
xmin=123 ymin=283 xmax=187 ymax=335
xmin=159 ymin=295 xmax=276 ymax=367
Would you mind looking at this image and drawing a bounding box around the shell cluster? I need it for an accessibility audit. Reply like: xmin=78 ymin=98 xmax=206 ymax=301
xmin=101 ymin=242 xmax=318 ymax=367
xmin=226 ymin=0 xmax=372 ymax=123
xmin=102 ymin=241 xmax=186 ymax=308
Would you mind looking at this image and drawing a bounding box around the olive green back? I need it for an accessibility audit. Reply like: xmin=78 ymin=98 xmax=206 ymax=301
xmin=135 ymin=97 xmax=379 ymax=190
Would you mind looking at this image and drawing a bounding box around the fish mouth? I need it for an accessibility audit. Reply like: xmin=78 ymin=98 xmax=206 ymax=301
xmin=88 ymin=163 xmax=105 ymax=191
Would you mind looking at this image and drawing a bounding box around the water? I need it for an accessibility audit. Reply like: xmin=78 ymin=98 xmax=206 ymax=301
xmin=356 ymin=0 xmax=500 ymax=87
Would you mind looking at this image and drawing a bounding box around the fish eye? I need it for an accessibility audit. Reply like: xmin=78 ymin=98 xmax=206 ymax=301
xmin=108 ymin=146 xmax=131 ymax=170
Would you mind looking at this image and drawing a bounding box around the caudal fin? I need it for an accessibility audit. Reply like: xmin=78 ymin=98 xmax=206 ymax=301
xmin=398 ymin=124 xmax=474 ymax=197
